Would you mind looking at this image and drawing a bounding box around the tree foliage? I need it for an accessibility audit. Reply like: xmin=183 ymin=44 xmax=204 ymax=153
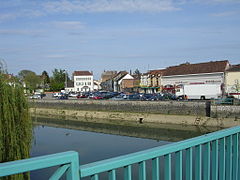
xmin=0 ymin=75 xmax=32 ymax=180
xmin=50 ymin=69 xmax=68 ymax=91
xmin=41 ymin=70 xmax=50 ymax=89
xmin=18 ymin=70 xmax=41 ymax=91
xmin=134 ymin=68 xmax=141 ymax=79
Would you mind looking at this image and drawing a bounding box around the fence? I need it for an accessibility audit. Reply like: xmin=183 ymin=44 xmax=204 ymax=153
xmin=0 ymin=126 xmax=240 ymax=179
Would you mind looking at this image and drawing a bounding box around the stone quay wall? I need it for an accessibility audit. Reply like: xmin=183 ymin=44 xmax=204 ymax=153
xmin=29 ymin=99 xmax=207 ymax=116
xmin=29 ymin=100 xmax=240 ymax=128
xmin=211 ymin=105 xmax=240 ymax=119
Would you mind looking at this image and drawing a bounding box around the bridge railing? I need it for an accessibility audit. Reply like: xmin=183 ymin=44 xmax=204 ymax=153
xmin=0 ymin=151 xmax=80 ymax=179
xmin=0 ymin=126 xmax=240 ymax=180
xmin=80 ymin=126 xmax=240 ymax=180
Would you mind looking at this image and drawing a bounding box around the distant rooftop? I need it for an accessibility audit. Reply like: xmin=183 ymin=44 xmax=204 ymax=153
xmin=73 ymin=71 xmax=92 ymax=76
xmin=163 ymin=60 xmax=229 ymax=76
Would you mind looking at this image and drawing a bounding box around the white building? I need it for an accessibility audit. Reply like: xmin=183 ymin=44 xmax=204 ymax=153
xmin=73 ymin=71 xmax=94 ymax=92
xmin=225 ymin=64 xmax=240 ymax=99
xmin=93 ymin=80 xmax=101 ymax=91
xmin=118 ymin=74 xmax=134 ymax=85
xmin=140 ymin=73 xmax=148 ymax=87
xmin=162 ymin=61 xmax=229 ymax=91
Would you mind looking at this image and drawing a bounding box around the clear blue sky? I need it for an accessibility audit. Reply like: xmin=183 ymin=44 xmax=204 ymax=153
xmin=0 ymin=0 xmax=240 ymax=79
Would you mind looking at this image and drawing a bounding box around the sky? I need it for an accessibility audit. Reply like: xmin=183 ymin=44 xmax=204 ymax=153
xmin=0 ymin=0 xmax=240 ymax=79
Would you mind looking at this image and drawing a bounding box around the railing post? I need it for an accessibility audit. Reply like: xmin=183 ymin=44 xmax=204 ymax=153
xmin=219 ymin=138 xmax=226 ymax=180
xmin=195 ymin=145 xmax=202 ymax=180
xmin=233 ymin=133 xmax=239 ymax=180
xmin=186 ymin=148 xmax=193 ymax=180
xmin=66 ymin=152 xmax=80 ymax=180
xmin=226 ymin=136 xmax=233 ymax=180
xmin=212 ymin=140 xmax=218 ymax=180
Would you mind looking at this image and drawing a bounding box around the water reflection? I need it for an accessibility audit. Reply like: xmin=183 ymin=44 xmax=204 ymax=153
xmin=33 ymin=116 xmax=220 ymax=142
xmin=30 ymin=116 xmax=220 ymax=179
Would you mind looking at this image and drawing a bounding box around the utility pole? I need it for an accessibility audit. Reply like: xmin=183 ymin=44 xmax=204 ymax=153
xmin=64 ymin=70 xmax=68 ymax=89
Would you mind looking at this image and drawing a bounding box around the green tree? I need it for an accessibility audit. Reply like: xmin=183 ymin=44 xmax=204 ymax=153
xmin=0 ymin=75 xmax=32 ymax=180
xmin=41 ymin=70 xmax=50 ymax=89
xmin=134 ymin=68 xmax=141 ymax=79
xmin=50 ymin=69 xmax=69 ymax=91
xmin=18 ymin=70 xmax=41 ymax=92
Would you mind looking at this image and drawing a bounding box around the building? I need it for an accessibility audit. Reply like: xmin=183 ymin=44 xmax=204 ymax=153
xmin=73 ymin=71 xmax=93 ymax=92
xmin=161 ymin=60 xmax=230 ymax=93
xmin=100 ymin=78 xmax=114 ymax=91
xmin=140 ymin=73 xmax=149 ymax=91
xmin=121 ymin=79 xmax=140 ymax=92
xmin=101 ymin=71 xmax=117 ymax=83
xmin=140 ymin=69 xmax=165 ymax=93
xmin=118 ymin=73 xmax=134 ymax=91
xmin=100 ymin=71 xmax=117 ymax=91
xmin=113 ymin=71 xmax=128 ymax=92
xmin=65 ymin=80 xmax=74 ymax=93
xmin=225 ymin=64 xmax=240 ymax=99
xmin=93 ymin=80 xmax=101 ymax=91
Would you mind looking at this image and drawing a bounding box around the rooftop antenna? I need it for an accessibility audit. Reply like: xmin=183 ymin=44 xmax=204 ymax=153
xmin=0 ymin=58 xmax=8 ymax=74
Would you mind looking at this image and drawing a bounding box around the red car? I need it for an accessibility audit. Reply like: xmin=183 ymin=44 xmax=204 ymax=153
xmin=77 ymin=94 xmax=87 ymax=99
xmin=92 ymin=95 xmax=104 ymax=100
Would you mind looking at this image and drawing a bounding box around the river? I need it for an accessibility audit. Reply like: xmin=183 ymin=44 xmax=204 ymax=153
xmin=30 ymin=116 xmax=220 ymax=179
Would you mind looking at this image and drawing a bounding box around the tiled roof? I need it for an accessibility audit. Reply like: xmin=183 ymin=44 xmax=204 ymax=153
xmin=113 ymin=71 xmax=128 ymax=80
xmin=163 ymin=60 xmax=229 ymax=76
xmin=73 ymin=71 xmax=92 ymax=76
xmin=132 ymin=74 xmax=141 ymax=79
xmin=227 ymin=64 xmax=240 ymax=72
xmin=149 ymin=69 xmax=165 ymax=76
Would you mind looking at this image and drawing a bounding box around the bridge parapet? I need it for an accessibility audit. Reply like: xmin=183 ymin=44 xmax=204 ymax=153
xmin=1 ymin=126 xmax=240 ymax=179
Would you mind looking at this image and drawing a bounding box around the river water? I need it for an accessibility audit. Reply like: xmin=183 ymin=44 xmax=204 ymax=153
xmin=30 ymin=116 xmax=219 ymax=179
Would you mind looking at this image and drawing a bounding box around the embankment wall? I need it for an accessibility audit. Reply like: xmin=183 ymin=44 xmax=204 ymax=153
xmin=30 ymin=99 xmax=206 ymax=116
xmin=29 ymin=100 xmax=240 ymax=128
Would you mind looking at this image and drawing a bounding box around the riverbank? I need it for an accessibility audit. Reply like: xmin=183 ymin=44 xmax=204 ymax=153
xmin=33 ymin=116 xmax=220 ymax=142
xmin=29 ymin=99 xmax=240 ymax=128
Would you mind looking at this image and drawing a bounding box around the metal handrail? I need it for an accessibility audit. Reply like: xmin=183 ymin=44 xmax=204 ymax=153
xmin=80 ymin=126 xmax=240 ymax=177
xmin=0 ymin=126 xmax=239 ymax=180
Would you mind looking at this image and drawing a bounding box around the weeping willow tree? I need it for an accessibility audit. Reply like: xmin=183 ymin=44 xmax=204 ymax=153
xmin=0 ymin=74 xmax=32 ymax=180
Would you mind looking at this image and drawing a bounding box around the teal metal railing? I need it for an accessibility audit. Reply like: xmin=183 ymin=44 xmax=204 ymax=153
xmin=0 ymin=126 xmax=240 ymax=179
xmin=0 ymin=151 xmax=80 ymax=179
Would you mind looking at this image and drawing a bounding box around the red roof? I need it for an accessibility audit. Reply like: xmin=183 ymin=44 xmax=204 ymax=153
xmin=73 ymin=71 xmax=92 ymax=76
xmin=149 ymin=69 xmax=165 ymax=76
xmin=163 ymin=60 xmax=229 ymax=76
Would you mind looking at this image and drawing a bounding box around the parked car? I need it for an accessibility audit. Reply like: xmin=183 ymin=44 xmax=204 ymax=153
xmin=140 ymin=94 xmax=154 ymax=101
xmin=215 ymin=96 xmax=235 ymax=105
xmin=110 ymin=94 xmax=125 ymax=101
xmin=68 ymin=92 xmax=79 ymax=97
xmin=162 ymin=93 xmax=177 ymax=100
xmin=57 ymin=94 xmax=68 ymax=100
xmin=52 ymin=92 xmax=63 ymax=98
xmin=77 ymin=92 xmax=89 ymax=99
xmin=30 ymin=94 xmax=42 ymax=99
xmin=92 ymin=95 xmax=104 ymax=100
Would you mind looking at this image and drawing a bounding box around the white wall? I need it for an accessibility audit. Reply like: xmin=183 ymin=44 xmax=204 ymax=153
xmin=65 ymin=87 xmax=74 ymax=92
xmin=74 ymin=75 xmax=94 ymax=92
xmin=118 ymin=74 xmax=134 ymax=85
xmin=162 ymin=72 xmax=224 ymax=86
xmin=140 ymin=75 xmax=148 ymax=87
